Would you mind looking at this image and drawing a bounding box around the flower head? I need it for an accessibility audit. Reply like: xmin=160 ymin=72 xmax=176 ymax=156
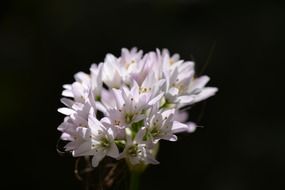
xmin=57 ymin=48 xmax=217 ymax=168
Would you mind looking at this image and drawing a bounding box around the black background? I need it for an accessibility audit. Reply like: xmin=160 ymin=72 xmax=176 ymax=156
xmin=1 ymin=0 xmax=284 ymax=189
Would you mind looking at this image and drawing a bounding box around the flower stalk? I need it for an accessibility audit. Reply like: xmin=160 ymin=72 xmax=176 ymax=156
xmin=129 ymin=171 xmax=141 ymax=190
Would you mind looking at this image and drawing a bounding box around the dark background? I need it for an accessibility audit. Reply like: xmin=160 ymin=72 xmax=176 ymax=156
xmin=1 ymin=0 xmax=284 ymax=189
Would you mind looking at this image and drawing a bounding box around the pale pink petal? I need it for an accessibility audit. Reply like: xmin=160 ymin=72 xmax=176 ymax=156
xmin=62 ymin=90 xmax=74 ymax=97
xmin=73 ymin=141 xmax=92 ymax=157
xmin=91 ymin=151 xmax=106 ymax=167
xmin=58 ymin=107 xmax=76 ymax=115
xmin=74 ymin=72 xmax=90 ymax=83
xmin=172 ymin=121 xmax=189 ymax=133
xmin=194 ymin=87 xmax=218 ymax=103
xmin=177 ymin=95 xmax=194 ymax=104
xmin=60 ymin=98 xmax=74 ymax=108
xmin=148 ymin=93 xmax=164 ymax=105
xmin=107 ymin=143 xmax=119 ymax=158
xmin=191 ymin=75 xmax=210 ymax=89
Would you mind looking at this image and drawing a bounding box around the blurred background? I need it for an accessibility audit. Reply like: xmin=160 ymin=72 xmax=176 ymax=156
xmin=0 ymin=0 xmax=284 ymax=189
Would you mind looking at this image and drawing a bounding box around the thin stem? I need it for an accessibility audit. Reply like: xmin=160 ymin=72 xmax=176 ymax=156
xmin=129 ymin=171 xmax=141 ymax=190
xmin=199 ymin=40 xmax=216 ymax=76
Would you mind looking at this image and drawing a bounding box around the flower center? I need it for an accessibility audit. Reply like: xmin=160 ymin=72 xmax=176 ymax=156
xmin=100 ymin=137 xmax=110 ymax=148
xmin=150 ymin=127 xmax=160 ymax=137
xmin=127 ymin=145 xmax=138 ymax=157
xmin=125 ymin=113 xmax=134 ymax=124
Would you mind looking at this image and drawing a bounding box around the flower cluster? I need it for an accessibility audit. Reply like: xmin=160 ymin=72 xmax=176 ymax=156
xmin=57 ymin=48 xmax=217 ymax=169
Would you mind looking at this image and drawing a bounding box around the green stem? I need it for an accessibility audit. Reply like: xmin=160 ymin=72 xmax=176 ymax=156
xmin=129 ymin=171 xmax=141 ymax=190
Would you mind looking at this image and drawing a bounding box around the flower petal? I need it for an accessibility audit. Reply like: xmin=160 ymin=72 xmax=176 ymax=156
xmin=58 ymin=107 xmax=76 ymax=115
xmin=193 ymin=87 xmax=218 ymax=103
xmin=73 ymin=141 xmax=92 ymax=157
xmin=148 ymin=92 xmax=164 ymax=105
xmin=62 ymin=90 xmax=74 ymax=97
xmin=177 ymin=95 xmax=194 ymax=104
xmin=191 ymin=75 xmax=210 ymax=89
xmin=91 ymin=151 xmax=106 ymax=167
xmin=107 ymin=143 xmax=119 ymax=158
xmin=60 ymin=98 xmax=74 ymax=108
xmin=172 ymin=121 xmax=189 ymax=133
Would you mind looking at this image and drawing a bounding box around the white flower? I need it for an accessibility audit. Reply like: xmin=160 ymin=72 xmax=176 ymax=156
xmin=61 ymin=81 xmax=89 ymax=104
xmin=128 ymin=53 xmax=156 ymax=85
xmin=120 ymin=48 xmax=143 ymax=83
xmin=119 ymin=128 xmax=159 ymax=166
xmin=73 ymin=109 xmax=119 ymax=167
xmin=60 ymin=63 xmax=104 ymax=109
xmin=140 ymin=108 xmax=197 ymax=144
xmin=102 ymin=54 xmax=123 ymax=88
xmin=57 ymin=101 xmax=91 ymax=150
xmin=120 ymin=48 xmax=143 ymax=69
xmin=143 ymin=110 xmax=177 ymax=143
xmin=107 ymin=77 xmax=164 ymax=129
xmin=90 ymin=63 xmax=103 ymax=100
xmin=161 ymin=51 xmax=218 ymax=108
